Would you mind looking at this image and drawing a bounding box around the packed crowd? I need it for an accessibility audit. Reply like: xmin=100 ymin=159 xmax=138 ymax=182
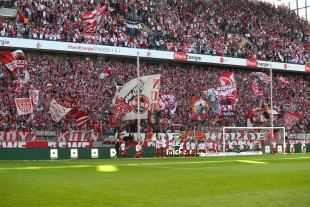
xmin=0 ymin=53 xmax=308 ymax=133
xmin=0 ymin=0 xmax=308 ymax=64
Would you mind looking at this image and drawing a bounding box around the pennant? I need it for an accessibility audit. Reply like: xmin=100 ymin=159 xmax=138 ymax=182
xmin=218 ymin=72 xmax=235 ymax=86
xmin=49 ymin=99 xmax=72 ymax=122
xmin=15 ymin=98 xmax=33 ymax=115
xmin=75 ymin=111 xmax=91 ymax=127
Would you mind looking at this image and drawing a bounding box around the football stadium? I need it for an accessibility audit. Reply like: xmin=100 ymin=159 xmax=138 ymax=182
xmin=0 ymin=0 xmax=309 ymax=206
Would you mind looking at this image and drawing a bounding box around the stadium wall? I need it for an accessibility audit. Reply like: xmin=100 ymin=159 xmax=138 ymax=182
xmin=0 ymin=145 xmax=309 ymax=160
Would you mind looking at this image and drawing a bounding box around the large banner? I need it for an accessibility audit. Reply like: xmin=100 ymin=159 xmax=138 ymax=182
xmin=112 ymin=74 xmax=161 ymax=124
xmin=125 ymin=21 xmax=143 ymax=30
xmin=49 ymin=99 xmax=72 ymax=122
xmin=217 ymin=84 xmax=237 ymax=116
xmin=204 ymin=88 xmax=220 ymax=114
xmin=14 ymin=98 xmax=33 ymax=115
xmin=0 ymin=131 xmax=309 ymax=148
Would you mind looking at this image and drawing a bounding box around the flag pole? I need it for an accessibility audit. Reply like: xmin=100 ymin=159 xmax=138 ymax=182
xmin=137 ymin=52 xmax=141 ymax=139
xmin=270 ymin=64 xmax=274 ymax=143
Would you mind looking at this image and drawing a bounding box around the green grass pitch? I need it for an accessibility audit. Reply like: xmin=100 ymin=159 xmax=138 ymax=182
xmin=0 ymin=154 xmax=309 ymax=207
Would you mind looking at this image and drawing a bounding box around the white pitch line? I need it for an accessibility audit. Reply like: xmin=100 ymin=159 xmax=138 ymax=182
xmin=0 ymin=165 xmax=92 ymax=171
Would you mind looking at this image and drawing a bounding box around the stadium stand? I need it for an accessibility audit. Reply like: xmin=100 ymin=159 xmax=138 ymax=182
xmin=0 ymin=53 xmax=308 ymax=133
xmin=0 ymin=0 xmax=308 ymax=134
xmin=0 ymin=0 xmax=308 ymax=64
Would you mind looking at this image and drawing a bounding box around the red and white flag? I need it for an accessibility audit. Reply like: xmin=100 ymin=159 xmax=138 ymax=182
xmin=110 ymin=98 xmax=131 ymax=127
xmin=12 ymin=50 xmax=28 ymax=72
xmin=112 ymin=74 xmax=161 ymax=121
xmin=252 ymin=79 xmax=264 ymax=96
xmin=49 ymin=99 xmax=72 ymax=122
xmin=284 ymin=112 xmax=301 ymax=127
xmin=218 ymin=72 xmax=235 ymax=86
xmin=159 ymin=93 xmax=177 ymax=114
xmin=279 ymin=77 xmax=291 ymax=88
xmin=75 ymin=111 xmax=91 ymax=127
xmin=82 ymin=6 xmax=105 ymax=23
xmin=99 ymin=67 xmax=112 ymax=79
xmin=0 ymin=51 xmax=18 ymax=73
xmin=15 ymin=98 xmax=33 ymax=115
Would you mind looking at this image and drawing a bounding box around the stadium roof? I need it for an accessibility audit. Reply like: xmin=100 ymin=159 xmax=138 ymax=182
xmin=262 ymin=0 xmax=309 ymax=21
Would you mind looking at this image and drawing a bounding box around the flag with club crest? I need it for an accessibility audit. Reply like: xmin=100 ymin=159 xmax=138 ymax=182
xmin=15 ymin=98 xmax=33 ymax=115
xmin=111 ymin=74 xmax=161 ymax=126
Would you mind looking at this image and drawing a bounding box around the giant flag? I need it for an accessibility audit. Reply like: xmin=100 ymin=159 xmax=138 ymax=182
xmin=112 ymin=74 xmax=161 ymax=124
